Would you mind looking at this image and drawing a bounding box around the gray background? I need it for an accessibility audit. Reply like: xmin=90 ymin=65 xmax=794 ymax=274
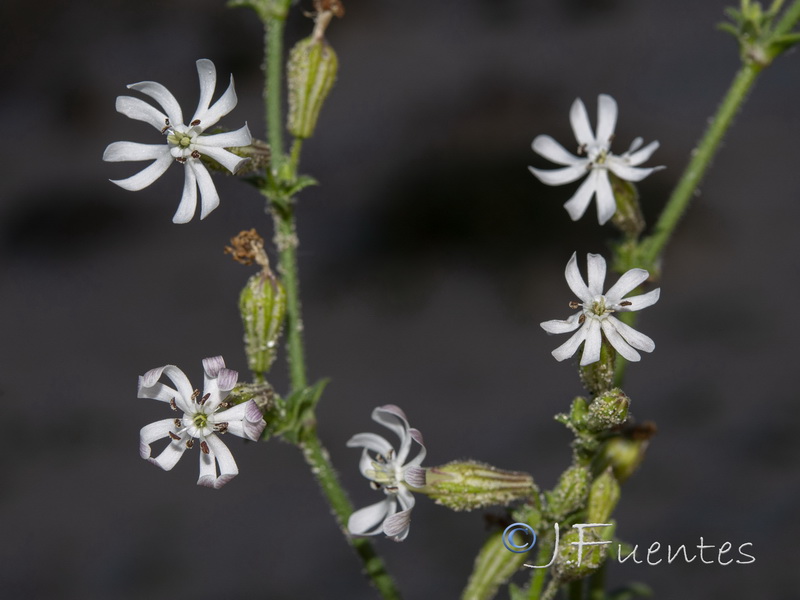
xmin=1 ymin=0 xmax=799 ymax=598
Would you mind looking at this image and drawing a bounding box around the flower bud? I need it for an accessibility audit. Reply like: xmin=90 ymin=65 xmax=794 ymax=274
xmin=587 ymin=468 xmax=620 ymax=523
xmin=586 ymin=388 xmax=629 ymax=431
xmin=610 ymin=172 xmax=645 ymax=238
xmin=547 ymin=465 xmax=590 ymax=519
xmin=424 ymin=461 xmax=536 ymax=511
xmin=579 ymin=340 xmax=615 ymax=396
xmin=553 ymin=525 xmax=611 ymax=582
xmin=593 ymin=426 xmax=654 ymax=482
xmin=287 ymin=35 xmax=338 ymax=139
xmin=240 ymin=272 xmax=287 ymax=377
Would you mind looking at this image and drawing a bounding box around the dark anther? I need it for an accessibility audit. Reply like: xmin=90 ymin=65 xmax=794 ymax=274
xmin=200 ymin=393 xmax=210 ymax=405
xmin=579 ymin=314 xmax=586 ymax=325
xmin=190 ymin=150 xmax=201 ymax=159
xmin=169 ymin=398 xmax=178 ymax=411
xmin=190 ymin=119 xmax=201 ymax=126
xmin=191 ymin=389 xmax=200 ymax=400
xmin=569 ymin=301 xmax=581 ymax=309
xmin=186 ymin=439 xmax=195 ymax=449
xmin=619 ymin=300 xmax=632 ymax=306
xmin=200 ymin=441 xmax=210 ymax=454
xmin=215 ymin=422 xmax=229 ymax=434
xmin=174 ymin=418 xmax=182 ymax=428
xmin=161 ymin=119 xmax=171 ymax=134
xmin=176 ymin=157 xmax=187 ymax=164
xmin=168 ymin=431 xmax=181 ymax=441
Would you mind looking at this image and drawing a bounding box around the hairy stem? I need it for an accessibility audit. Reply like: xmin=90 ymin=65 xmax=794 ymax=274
xmin=300 ymin=427 xmax=403 ymax=600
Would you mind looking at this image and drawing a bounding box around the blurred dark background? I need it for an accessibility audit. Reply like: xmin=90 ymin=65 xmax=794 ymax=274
xmin=1 ymin=0 xmax=799 ymax=598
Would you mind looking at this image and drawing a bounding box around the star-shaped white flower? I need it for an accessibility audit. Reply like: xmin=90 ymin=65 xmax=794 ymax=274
xmin=103 ymin=59 xmax=252 ymax=224
xmin=541 ymin=252 xmax=660 ymax=366
xmin=138 ymin=356 xmax=266 ymax=489
xmin=347 ymin=405 xmax=427 ymax=542
xmin=529 ymin=94 xmax=662 ymax=225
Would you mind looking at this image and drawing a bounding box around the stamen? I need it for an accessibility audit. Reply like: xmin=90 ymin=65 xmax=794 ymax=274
xmin=577 ymin=143 xmax=587 ymax=156
xmin=199 ymin=392 xmax=210 ymax=405
xmin=190 ymin=150 xmax=201 ymax=159
xmin=569 ymin=300 xmax=581 ymax=309
xmin=176 ymin=157 xmax=187 ymax=164
xmin=168 ymin=431 xmax=181 ymax=441
xmin=215 ymin=422 xmax=229 ymax=434
xmin=190 ymin=119 xmax=201 ymax=127
xmin=174 ymin=418 xmax=182 ymax=428
xmin=169 ymin=397 xmax=178 ymax=411
xmin=619 ymin=300 xmax=632 ymax=306
xmin=191 ymin=389 xmax=200 ymax=401
xmin=370 ymin=481 xmax=382 ymax=490
xmin=219 ymin=401 xmax=230 ymax=409
xmin=186 ymin=439 xmax=195 ymax=449
xmin=161 ymin=118 xmax=171 ymax=134
xmin=579 ymin=314 xmax=586 ymax=325
xmin=200 ymin=441 xmax=210 ymax=455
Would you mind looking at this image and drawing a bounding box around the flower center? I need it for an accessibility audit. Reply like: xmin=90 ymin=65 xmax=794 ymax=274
xmin=367 ymin=450 xmax=400 ymax=491
xmin=586 ymin=295 xmax=611 ymax=319
xmin=193 ymin=412 xmax=209 ymax=429
xmin=167 ymin=131 xmax=194 ymax=149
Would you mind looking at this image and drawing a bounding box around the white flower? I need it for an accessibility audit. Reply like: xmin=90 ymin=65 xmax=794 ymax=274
xmin=103 ymin=59 xmax=252 ymax=224
xmin=529 ymin=94 xmax=662 ymax=225
xmin=541 ymin=252 xmax=660 ymax=366
xmin=347 ymin=405 xmax=427 ymax=542
xmin=138 ymin=356 xmax=266 ymax=489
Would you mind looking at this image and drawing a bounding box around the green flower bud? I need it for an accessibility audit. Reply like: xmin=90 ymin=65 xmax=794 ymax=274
xmin=579 ymin=340 xmax=615 ymax=396
xmin=593 ymin=426 xmax=654 ymax=482
xmin=240 ymin=272 xmax=287 ymax=377
xmin=609 ymin=172 xmax=645 ymax=239
xmin=424 ymin=461 xmax=536 ymax=512
xmin=547 ymin=465 xmax=590 ymax=519
xmin=553 ymin=524 xmax=611 ymax=582
xmin=587 ymin=468 xmax=621 ymax=523
xmin=287 ymin=35 xmax=338 ymax=139
xmin=586 ymin=388 xmax=629 ymax=431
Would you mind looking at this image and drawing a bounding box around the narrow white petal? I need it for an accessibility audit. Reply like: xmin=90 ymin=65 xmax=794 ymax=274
xmin=197 ymin=145 xmax=250 ymax=174
xmin=551 ymin=324 xmax=588 ymax=362
xmin=138 ymin=365 xmax=193 ymax=413
xmin=115 ymin=96 xmax=168 ymax=130
xmin=346 ymin=432 xmax=393 ymax=456
xmin=627 ymin=137 xmax=644 ymax=154
xmin=383 ymin=507 xmax=412 ymax=541
xmin=200 ymin=434 xmax=238 ymax=489
xmin=197 ymin=439 xmax=218 ymax=487
xmin=109 ymin=153 xmax=173 ymax=191
xmin=173 ymin=164 xmax=198 ymax=224
xmin=531 ymin=135 xmax=582 ymax=166
xmin=607 ymin=316 xmax=655 ymax=353
xmin=103 ymin=141 xmax=168 ymax=163
xmin=158 ymin=365 xmax=195 ymax=412
xmin=604 ymin=268 xmax=650 ymax=303
xmin=540 ymin=312 xmax=582 ymax=334
xmin=188 ymin=161 xmax=220 ymax=220
xmin=128 ymin=81 xmax=184 ymax=126
xmin=404 ymin=428 xmax=426 ymax=467
xmin=146 ymin=433 xmax=189 ymax=471
xmin=404 ymin=466 xmax=427 ymax=488
xmin=563 ymin=169 xmax=599 ymax=221
xmin=371 ymin=405 xmax=410 ymax=448
xmin=216 ymin=400 xmax=265 ymax=441
xmin=570 ymin=97 xmax=595 ymax=146
xmin=601 ymin=319 xmax=641 ymax=362
xmin=196 ymin=124 xmax=252 ymax=149
xmin=140 ymin=419 xmax=178 ymax=457
xmin=607 ymin=160 xmax=658 ymax=183
xmin=529 ymin=164 xmax=587 ymax=186
xmin=579 ymin=319 xmax=603 ymax=366
xmin=586 ymin=253 xmax=607 ymax=297
xmin=194 ymin=75 xmax=238 ymax=130
xmin=137 ymin=378 xmax=179 ymax=403
xmin=564 ymin=252 xmax=591 ymax=302
xmin=594 ymin=170 xmax=617 ymax=225
xmin=616 ymin=288 xmax=660 ymax=312
xmin=595 ymin=94 xmax=618 ymax=145
xmin=348 ymin=498 xmax=394 ymax=536
xmin=192 ymin=59 xmax=217 ymax=125
xmin=626 ymin=140 xmax=659 ymax=165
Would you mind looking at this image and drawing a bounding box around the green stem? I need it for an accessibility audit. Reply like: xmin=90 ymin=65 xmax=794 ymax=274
xmin=265 ymin=16 xmax=287 ymax=167
xmin=640 ymin=0 xmax=800 ymax=269
xmin=272 ymin=205 xmax=308 ymax=391
xmin=587 ymin=563 xmax=606 ymax=600
xmin=300 ymin=427 xmax=403 ymax=600
xmin=640 ymin=61 xmax=761 ymax=268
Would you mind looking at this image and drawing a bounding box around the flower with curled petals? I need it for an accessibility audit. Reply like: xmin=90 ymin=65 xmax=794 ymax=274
xmin=103 ymin=59 xmax=252 ymax=223
xmin=138 ymin=356 xmax=266 ymax=489
xmin=347 ymin=405 xmax=427 ymax=542
xmin=541 ymin=253 xmax=660 ymax=366
xmin=529 ymin=94 xmax=662 ymax=225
